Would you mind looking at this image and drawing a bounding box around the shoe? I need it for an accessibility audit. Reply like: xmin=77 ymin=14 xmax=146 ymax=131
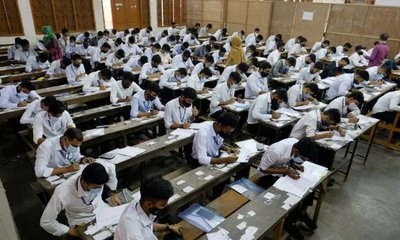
xmin=284 ymin=222 xmax=304 ymax=240
xmin=300 ymin=213 xmax=317 ymax=232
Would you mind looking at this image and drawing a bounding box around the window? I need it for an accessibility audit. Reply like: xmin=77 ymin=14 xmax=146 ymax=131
xmin=157 ymin=0 xmax=185 ymax=27
xmin=0 ymin=0 xmax=23 ymax=36
xmin=30 ymin=0 xmax=95 ymax=34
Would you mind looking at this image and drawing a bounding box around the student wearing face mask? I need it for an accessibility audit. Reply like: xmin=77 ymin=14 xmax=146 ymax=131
xmin=311 ymin=39 xmax=330 ymax=53
xmin=297 ymin=61 xmax=323 ymax=84
xmin=159 ymin=68 xmax=188 ymax=89
xmin=144 ymin=43 xmax=161 ymax=62
xmin=326 ymin=70 xmax=369 ymax=101
xmin=14 ymin=39 xmax=38 ymax=64
xmin=123 ymin=55 xmax=148 ymax=73
xmin=115 ymin=178 xmax=183 ymax=240
xmin=130 ymin=82 xmax=165 ymax=118
xmin=245 ymin=34 xmax=263 ymax=48
xmin=288 ymin=36 xmax=307 ymax=57
xmin=66 ymin=54 xmax=87 ymax=84
xmin=345 ymin=45 xmax=369 ymax=72
xmin=110 ymin=72 xmax=142 ymax=104
xmin=65 ymin=36 xmax=77 ymax=59
xmin=209 ymin=72 xmax=243 ymax=117
xmin=315 ymin=45 xmax=336 ymax=60
xmin=266 ymin=41 xmax=285 ymax=66
xmin=264 ymin=34 xmax=282 ymax=56
xmin=7 ymin=37 xmax=22 ymax=60
xmin=75 ymin=38 xmax=95 ymax=57
xmin=191 ymin=55 xmax=216 ymax=76
xmin=245 ymin=62 xmax=271 ymax=99
xmin=20 ymin=96 xmax=56 ymax=125
xmin=257 ymin=137 xmax=319 ymax=240
xmin=139 ymin=55 xmax=165 ymax=85
xmin=218 ymin=62 xmax=249 ymax=84
xmin=193 ymin=44 xmax=212 ymax=59
xmin=271 ymin=57 xmax=297 ymax=78
xmin=325 ymin=91 xmax=364 ymax=124
xmin=287 ymin=82 xmax=319 ymax=108
xmin=105 ymin=49 xmax=125 ymax=68
xmin=33 ymin=100 xmax=75 ymax=145
xmin=294 ymin=53 xmax=316 ymax=72
xmin=164 ymin=87 xmax=198 ymax=130
xmin=335 ymin=42 xmax=352 ymax=57
xmin=172 ymin=49 xmax=194 ymax=70
xmin=366 ymin=65 xmax=391 ymax=84
xmin=97 ymin=30 xmax=110 ymax=48
xmin=212 ymin=47 xmax=227 ymax=65
xmin=290 ymin=108 xmax=343 ymax=140
xmin=25 ymin=52 xmax=51 ymax=73
xmin=320 ymin=57 xmax=350 ymax=79
xmin=40 ymin=161 xmax=120 ymax=237
xmin=83 ymin=68 xmax=116 ymax=92
xmin=89 ymin=31 xmax=104 ymax=47
xmin=172 ymin=41 xmax=190 ymax=57
xmin=46 ymin=57 xmax=71 ymax=78
xmin=183 ymin=31 xmax=200 ymax=46
xmin=0 ymin=79 xmax=39 ymax=109
xmin=159 ymin=44 xmax=172 ymax=65
xmin=91 ymin=42 xmax=111 ymax=69
xmin=187 ymin=68 xmax=213 ymax=94
xmin=247 ymin=89 xmax=288 ymax=134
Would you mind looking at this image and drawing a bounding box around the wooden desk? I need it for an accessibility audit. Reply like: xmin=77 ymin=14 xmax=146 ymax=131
xmin=1 ymin=71 xmax=46 ymax=84
xmin=0 ymin=64 xmax=25 ymax=75
xmin=71 ymin=103 xmax=130 ymax=124
xmin=36 ymin=84 xmax=82 ymax=97
xmin=389 ymin=70 xmax=400 ymax=82
xmin=0 ymin=107 xmax=25 ymax=124
xmin=271 ymin=75 xmax=297 ymax=89
xmin=359 ymin=82 xmax=397 ymax=113
xmin=32 ymin=76 xmax=68 ymax=89
xmin=58 ymin=90 xmax=110 ymax=106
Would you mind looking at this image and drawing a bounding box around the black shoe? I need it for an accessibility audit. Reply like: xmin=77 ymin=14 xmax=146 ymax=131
xmin=300 ymin=214 xmax=317 ymax=232
xmin=284 ymin=223 xmax=304 ymax=240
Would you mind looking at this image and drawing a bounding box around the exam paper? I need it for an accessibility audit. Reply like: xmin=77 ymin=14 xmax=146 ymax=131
xmin=275 ymin=108 xmax=301 ymax=117
xmin=83 ymin=128 xmax=105 ymax=140
xmin=115 ymin=146 xmax=146 ymax=157
xmin=271 ymin=114 xmax=292 ymax=122
xmin=169 ymin=128 xmax=197 ymax=138
xmin=95 ymin=204 xmax=129 ymax=228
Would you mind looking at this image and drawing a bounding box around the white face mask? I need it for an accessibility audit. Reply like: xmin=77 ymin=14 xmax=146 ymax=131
xmin=231 ymin=83 xmax=238 ymax=90
xmin=200 ymin=77 xmax=207 ymax=83
xmin=348 ymin=102 xmax=358 ymax=112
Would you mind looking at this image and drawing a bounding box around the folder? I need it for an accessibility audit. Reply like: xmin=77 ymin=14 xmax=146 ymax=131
xmin=178 ymin=203 xmax=225 ymax=232
xmin=228 ymin=177 xmax=264 ymax=200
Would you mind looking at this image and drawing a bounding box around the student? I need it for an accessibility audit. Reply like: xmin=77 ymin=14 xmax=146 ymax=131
xmin=172 ymin=50 xmax=194 ymax=70
xmin=326 ymin=70 xmax=369 ymax=100
xmin=0 ymin=80 xmax=39 ymax=109
xmin=297 ymin=61 xmax=323 ymax=84
xmin=14 ymin=39 xmax=38 ymax=63
xmin=105 ymin=49 xmax=125 ymax=68
xmin=76 ymin=31 xmax=90 ymax=43
xmin=89 ymin=31 xmax=103 ymax=47
xmin=110 ymin=72 xmax=142 ymax=104
xmin=183 ymin=31 xmax=200 ymax=46
xmin=232 ymin=30 xmax=245 ymax=40
xmin=345 ymin=45 xmax=369 ymax=72
xmin=91 ymin=42 xmax=111 ymax=69
xmin=381 ymin=56 xmax=400 ymax=71
xmin=98 ymin=30 xmax=110 ymax=48
xmin=66 ymin=54 xmax=86 ymax=84
xmin=311 ymin=39 xmax=330 ymax=53
xmin=172 ymin=41 xmax=190 ymax=57
xmin=213 ymin=28 xmax=227 ymax=41
xmin=58 ymin=28 xmax=69 ymax=55
xmin=290 ymin=108 xmax=344 ymax=140
xmin=139 ymin=55 xmax=165 ymax=84
xmin=144 ymin=43 xmax=161 ymax=62
xmin=75 ymin=38 xmax=95 ymax=57
xmin=199 ymin=23 xmax=213 ymax=37
xmin=245 ymin=62 xmax=271 ymax=99
xmin=285 ymin=36 xmax=301 ymax=53
xmin=226 ymin=36 xmax=246 ymax=66
xmin=315 ymin=45 xmax=335 ymax=60
xmin=287 ymin=82 xmax=319 ymax=108
xmin=83 ymin=68 xmax=116 ymax=92
xmin=65 ymin=36 xmax=77 ymax=59
xmin=191 ymin=55 xmax=215 ymax=76
xmin=139 ymin=26 xmax=153 ymax=39
xmin=245 ymin=34 xmax=263 ymax=48
xmin=212 ymin=47 xmax=226 ymax=65
xmin=336 ymin=42 xmax=352 ymax=56
xmin=34 ymin=128 xmax=96 ymax=178
xmin=159 ymin=44 xmax=172 ymax=64
xmin=365 ymin=33 xmax=390 ymax=67
xmin=20 ymin=96 xmax=56 ymax=125
xmin=266 ymin=41 xmax=285 ymax=66
xmin=247 ymin=89 xmax=288 ymax=134
xmin=371 ymin=90 xmax=400 ymax=124
xmin=123 ymin=55 xmax=148 ymax=73
xmin=209 ymin=72 xmax=242 ymax=116
xmin=111 ymin=37 xmax=124 ymax=53
xmin=294 ymin=53 xmax=316 ymax=71
xmin=193 ymin=44 xmax=212 ymax=59
xmin=325 ymin=91 xmax=364 ymax=124
xmin=271 ymin=57 xmax=296 ymax=78
xmin=130 ymin=82 xmax=165 ymax=118
xmin=245 ymin=28 xmax=260 ymax=44
xmin=194 ymin=23 xmax=201 ymax=35
xmin=257 ymin=137 xmax=319 ymax=240
xmin=164 ymin=87 xmax=198 ymax=130
xmin=116 ymin=29 xmax=129 ymax=40
xmin=114 ymin=178 xmax=182 ymax=240
xmin=218 ymin=62 xmax=249 ymax=84
xmin=245 ymin=45 xmax=257 ymax=59
xmin=159 ymin=68 xmax=188 ymax=89
xmin=264 ymin=34 xmax=282 ymax=55
xmin=33 ymin=100 xmax=75 ymax=145
xmin=187 ymin=68 xmax=213 ymax=94
xmin=192 ymin=111 xmax=240 ymax=165
xmin=367 ymin=65 xmax=391 ymax=83
xmin=25 ymin=52 xmax=50 ymax=73
xmin=320 ymin=57 xmax=350 ymax=79
xmin=40 ymin=162 xmax=119 ymax=237
xmin=7 ymin=37 xmax=22 ymax=60
xmin=288 ymin=36 xmax=307 ymax=57
xmin=168 ymin=21 xmax=179 ymax=35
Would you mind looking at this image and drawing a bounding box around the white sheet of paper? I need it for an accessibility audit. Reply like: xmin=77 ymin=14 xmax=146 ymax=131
xmin=169 ymin=128 xmax=197 ymax=138
xmin=204 ymin=175 xmax=214 ymax=180
xmin=207 ymin=230 xmax=232 ymax=240
xmin=237 ymin=221 xmax=247 ymax=230
xmin=177 ymin=180 xmax=186 ymax=185
xmin=83 ymin=128 xmax=105 ymax=139
xmin=183 ymin=186 xmax=194 ymax=193
xmin=281 ymin=203 xmax=291 ymax=211
xmin=167 ymin=194 xmax=180 ymax=204
xmin=271 ymin=115 xmax=292 ymax=122
xmin=231 ymin=184 xmax=248 ymax=194
xmin=46 ymin=175 xmax=60 ymax=182
xmin=92 ymin=230 xmax=112 ymax=240
xmin=275 ymin=108 xmax=301 ymax=117
xmin=95 ymin=204 xmax=129 ymax=228
xmin=264 ymin=192 xmax=275 ymax=200
xmin=115 ymin=146 xmax=146 ymax=157
xmin=85 ymin=224 xmax=103 ymax=235
xmin=195 ymin=171 xmax=205 ymax=176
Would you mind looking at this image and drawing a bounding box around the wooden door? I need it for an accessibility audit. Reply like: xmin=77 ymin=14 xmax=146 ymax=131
xmin=111 ymin=0 xmax=142 ymax=30
xmin=127 ymin=0 xmax=141 ymax=28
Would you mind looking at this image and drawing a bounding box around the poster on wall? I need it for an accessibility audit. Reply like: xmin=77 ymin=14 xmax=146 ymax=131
xmin=302 ymin=11 xmax=314 ymax=21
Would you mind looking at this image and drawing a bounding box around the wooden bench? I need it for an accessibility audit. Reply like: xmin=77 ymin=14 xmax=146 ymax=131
xmin=367 ymin=112 xmax=400 ymax=150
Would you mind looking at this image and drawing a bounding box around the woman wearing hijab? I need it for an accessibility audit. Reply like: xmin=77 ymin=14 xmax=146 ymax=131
xmin=42 ymin=26 xmax=62 ymax=61
xmin=225 ymin=36 xmax=245 ymax=66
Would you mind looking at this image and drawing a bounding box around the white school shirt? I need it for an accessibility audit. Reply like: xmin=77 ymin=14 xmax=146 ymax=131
xmin=82 ymin=71 xmax=117 ymax=92
xmin=110 ymin=80 xmax=142 ymax=104
xmin=258 ymin=138 xmax=299 ymax=177
xmin=168 ymin=26 xmax=179 ymax=35
xmin=287 ymin=84 xmax=305 ymax=108
xmin=46 ymin=60 xmax=65 ymax=75
xmin=315 ymin=48 xmax=327 ymax=60
xmin=218 ymin=65 xmax=248 ymax=84
xmin=297 ymin=67 xmax=321 ymax=84
xmin=32 ymin=111 xmax=75 ymax=144
xmin=25 ymin=56 xmax=50 ymax=72
xmin=191 ymin=121 xmax=224 ymax=165
xmin=59 ymin=36 xmax=69 ymax=54
xmin=245 ymin=71 xmax=268 ymax=99
xmin=14 ymin=48 xmax=38 ymax=62
xmin=247 ymin=92 xmax=273 ymax=124
xmin=75 ymin=45 xmax=95 ymax=56
xmin=325 ymin=96 xmax=360 ymax=123
xmin=139 ymin=28 xmax=151 ymax=38
xmin=76 ymin=33 xmax=90 ymax=43
xmin=326 ymin=73 xmax=354 ymax=100
xmin=114 ymin=201 xmax=157 ymax=240
xmin=159 ymin=69 xmax=183 ymax=89
xmin=159 ymin=36 xmax=169 ymax=47
xmin=346 ymin=52 xmax=368 ymax=69
xmin=372 ymin=91 xmax=400 ymax=114
xmin=198 ymin=27 xmax=209 ymax=37
xmin=172 ymin=54 xmax=194 ymax=69
xmin=0 ymin=85 xmax=40 ymax=109
xmin=164 ymin=97 xmax=193 ymax=129
xmin=294 ymin=55 xmax=312 ymax=71
xmin=245 ymin=36 xmax=257 ymax=48
xmin=139 ymin=62 xmax=165 ymax=83
xmin=245 ymin=33 xmax=258 ymax=44
xmin=130 ymin=90 xmax=164 ymax=118
xmin=123 ymin=56 xmax=141 ymax=72
xmin=159 ymin=52 xmax=172 ymax=65
xmin=40 ymin=160 xmax=117 ymax=236
xmin=34 ymin=135 xmax=83 ymax=177
xmin=187 ymin=74 xmax=205 ymax=91
xmin=183 ymin=35 xmax=200 ymax=46
xmin=213 ymin=29 xmax=224 ymax=41
xmin=285 ymin=38 xmax=296 ymax=52
xmin=311 ymin=42 xmax=322 ymax=52
xmin=335 ymin=46 xmax=345 ymax=57
xmin=210 ymin=82 xmax=235 ymax=114
xmin=290 ymin=109 xmax=321 ymax=139
xmin=20 ymin=99 xmax=43 ymax=125
xmin=91 ymin=48 xmax=110 ymax=68
xmin=366 ymin=66 xmax=381 ymax=82
xmin=264 ymin=40 xmax=277 ymax=55
xmin=105 ymin=52 xmax=124 ymax=67
xmin=266 ymin=49 xmax=281 ymax=66
xmin=66 ymin=64 xmax=86 ymax=84
xmin=289 ymin=43 xmax=306 ymax=57
xmin=191 ymin=62 xmax=216 ymax=76
xmin=115 ymin=31 xmax=126 ymax=39
xmin=7 ymin=45 xmax=18 ymax=60
xmin=212 ymin=52 xmax=223 ymax=65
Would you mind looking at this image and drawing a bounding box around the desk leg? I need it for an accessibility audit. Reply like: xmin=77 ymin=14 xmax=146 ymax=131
xmin=313 ymin=178 xmax=327 ymax=223
xmin=344 ymin=138 xmax=359 ymax=181
xmin=363 ymin=124 xmax=378 ymax=165
xmin=273 ymin=218 xmax=284 ymax=240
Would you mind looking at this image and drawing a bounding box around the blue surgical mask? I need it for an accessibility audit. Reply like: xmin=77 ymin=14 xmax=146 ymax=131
xmin=302 ymin=93 xmax=311 ymax=100
xmin=89 ymin=187 xmax=102 ymax=196
xmin=231 ymin=83 xmax=238 ymax=90
xmin=200 ymin=77 xmax=207 ymax=83
xmin=175 ymin=76 xmax=182 ymax=81
xmin=375 ymin=73 xmax=384 ymax=81
xmin=290 ymin=154 xmax=305 ymax=164
xmin=66 ymin=145 xmax=79 ymax=155
xmin=348 ymin=102 xmax=358 ymax=112
xmin=49 ymin=115 xmax=60 ymax=124
xmin=17 ymin=92 xmax=28 ymax=99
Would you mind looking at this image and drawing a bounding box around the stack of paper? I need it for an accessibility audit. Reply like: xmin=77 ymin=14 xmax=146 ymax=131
xmin=95 ymin=203 xmax=129 ymax=228
xmin=235 ymin=139 xmax=262 ymax=155
xmin=115 ymin=146 xmax=146 ymax=157
xmin=83 ymin=128 xmax=105 ymax=140
xmin=271 ymin=115 xmax=292 ymax=122
xmin=292 ymin=103 xmax=317 ymax=111
xmin=169 ymin=128 xmax=197 ymax=138
xmin=276 ymin=108 xmax=301 ymax=117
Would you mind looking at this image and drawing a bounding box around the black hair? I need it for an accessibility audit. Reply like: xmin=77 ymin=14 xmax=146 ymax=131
xmin=340 ymin=57 xmax=350 ymax=65
xmin=328 ymin=46 xmax=337 ymax=54
xmin=248 ymin=57 xmax=259 ymax=68
xmin=209 ymin=36 xmax=217 ymax=42
xmin=181 ymin=87 xmax=197 ymax=100
xmin=322 ymin=40 xmax=330 ymax=45
xmin=177 ymin=68 xmax=187 ymax=76
xmin=100 ymin=68 xmax=112 ymax=80
xmin=259 ymin=61 xmax=271 ymax=70
xmin=38 ymin=52 xmax=49 ymax=62
xmin=220 ymin=47 xmax=227 ymax=53
xmin=147 ymin=26 xmax=153 ymax=31
xmin=273 ymin=89 xmax=288 ymax=103
xmin=380 ymin=33 xmax=389 ymax=41
xmin=181 ymin=42 xmax=189 ymax=49
xmin=20 ymin=39 xmax=29 ymax=46
xmin=61 ymin=28 xmax=68 ymax=34
xmin=122 ymin=71 xmax=134 ymax=82
xmin=304 ymin=82 xmax=319 ymax=95
xmin=276 ymin=34 xmax=282 ymax=40
xmin=277 ymin=41 xmax=285 ymax=49
xmin=256 ymin=35 xmax=264 ymax=41
xmin=116 ymin=49 xmax=125 ymax=58
xmin=41 ymin=96 xmax=57 ymax=107
xmin=139 ymin=56 xmax=148 ymax=65
xmin=128 ymin=36 xmax=136 ymax=43
xmin=81 ymin=162 xmax=110 ymax=185
xmin=101 ymin=42 xmax=111 ymax=49
xmin=293 ymin=137 xmax=318 ymax=162
xmin=48 ymin=100 xmax=66 ymax=115
xmin=153 ymin=43 xmax=161 ymax=49
xmin=347 ymin=90 xmax=364 ymax=106
xmin=217 ymin=111 xmax=238 ymax=128
xmin=247 ymin=45 xmax=257 ymax=54
xmin=207 ymin=24 xmax=213 ymax=29
xmin=115 ymin=38 xmax=123 ymax=45
xmin=69 ymin=36 xmax=76 ymax=42
xmin=61 ymin=57 xmax=71 ymax=68
xmin=355 ymin=45 xmax=365 ymax=52
xmin=308 ymin=54 xmax=316 ymax=63
xmin=147 ymin=82 xmax=161 ymax=95
xmin=199 ymin=67 xmax=213 ymax=77
xmin=162 ymin=44 xmax=170 ymax=52
xmin=195 ymin=23 xmax=201 ymax=27
xmin=313 ymin=61 xmax=324 ymax=70
xmin=182 ymin=50 xmax=191 ymax=58
xmin=357 ymin=70 xmax=369 ymax=81
xmin=151 ymin=54 xmax=162 ymax=64
xmin=64 ymin=127 xmax=83 ymax=142
xmin=97 ymin=31 xmax=104 ymax=37
xmin=287 ymin=57 xmax=296 ymax=66
xmin=229 ymin=72 xmax=241 ymax=83
xmin=324 ymin=108 xmax=341 ymax=124
xmin=20 ymin=80 xmax=36 ymax=91
xmin=205 ymin=55 xmax=214 ymax=64
xmin=343 ymin=42 xmax=352 ymax=48
xmin=254 ymin=28 xmax=260 ymax=32
xmin=204 ymin=45 xmax=212 ymax=52
xmin=71 ymin=54 xmax=82 ymax=61
xmin=140 ymin=178 xmax=173 ymax=201
xmin=84 ymin=32 xmax=90 ymax=37
xmin=237 ymin=62 xmax=249 ymax=73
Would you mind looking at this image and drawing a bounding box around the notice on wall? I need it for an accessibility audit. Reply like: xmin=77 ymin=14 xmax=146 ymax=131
xmin=302 ymin=11 xmax=314 ymax=21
